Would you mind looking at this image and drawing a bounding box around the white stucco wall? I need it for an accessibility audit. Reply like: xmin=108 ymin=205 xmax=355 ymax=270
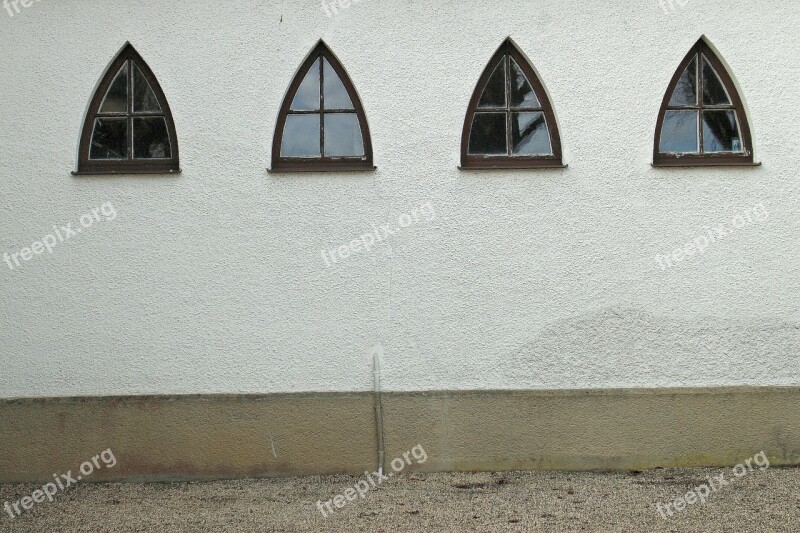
xmin=1 ymin=0 xmax=798 ymax=398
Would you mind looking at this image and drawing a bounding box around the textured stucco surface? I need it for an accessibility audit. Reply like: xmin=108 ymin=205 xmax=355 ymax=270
xmin=2 ymin=388 xmax=799 ymax=482
xmin=1 ymin=1 xmax=799 ymax=397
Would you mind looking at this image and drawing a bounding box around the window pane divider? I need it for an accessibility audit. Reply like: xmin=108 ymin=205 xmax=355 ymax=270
xmin=76 ymin=43 xmax=180 ymax=174
xmin=271 ymin=41 xmax=374 ymax=172
xmin=460 ymin=38 xmax=563 ymax=169
xmin=653 ymin=39 xmax=754 ymax=166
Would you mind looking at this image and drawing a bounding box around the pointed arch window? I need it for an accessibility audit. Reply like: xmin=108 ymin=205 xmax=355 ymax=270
xmin=654 ymin=39 xmax=754 ymax=166
xmin=75 ymin=43 xmax=179 ymax=175
xmin=460 ymin=39 xmax=564 ymax=169
xmin=271 ymin=42 xmax=374 ymax=172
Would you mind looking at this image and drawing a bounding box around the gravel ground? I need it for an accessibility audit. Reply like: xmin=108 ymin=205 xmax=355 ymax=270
xmin=1 ymin=467 xmax=799 ymax=532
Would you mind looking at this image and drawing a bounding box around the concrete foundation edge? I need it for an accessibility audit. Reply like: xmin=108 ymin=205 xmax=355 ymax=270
xmin=1 ymin=387 xmax=799 ymax=482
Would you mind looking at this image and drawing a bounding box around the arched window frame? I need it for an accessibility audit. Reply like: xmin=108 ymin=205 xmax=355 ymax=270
xmin=653 ymin=38 xmax=755 ymax=167
xmin=75 ymin=43 xmax=180 ymax=175
xmin=270 ymin=41 xmax=374 ymax=172
xmin=460 ymin=38 xmax=564 ymax=170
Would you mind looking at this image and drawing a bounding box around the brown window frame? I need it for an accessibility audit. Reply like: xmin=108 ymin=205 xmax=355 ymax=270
xmin=270 ymin=41 xmax=374 ymax=173
xmin=74 ymin=43 xmax=180 ymax=175
xmin=653 ymin=39 xmax=755 ymax=167
xmin=460 ymin=38 xmax=564 ymax=170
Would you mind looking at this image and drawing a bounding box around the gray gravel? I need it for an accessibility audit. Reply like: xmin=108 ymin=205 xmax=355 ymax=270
xmin=1 ymin=467 xmax=799 ymax=532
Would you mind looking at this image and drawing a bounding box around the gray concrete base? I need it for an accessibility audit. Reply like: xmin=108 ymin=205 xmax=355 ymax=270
xmin=1 ymin=387 xmax=799 ymax=482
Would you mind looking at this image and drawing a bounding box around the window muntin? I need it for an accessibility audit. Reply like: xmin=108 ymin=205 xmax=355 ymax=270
xmin=461 ymin=39 xmax=563 ymax=169
xmin=76 ymin=44 xmax=179 ymax=174
xmin=654 ymin=39 xmax=753 ymax=166
xmin=271 ymin=42 xmax=373 ymax=172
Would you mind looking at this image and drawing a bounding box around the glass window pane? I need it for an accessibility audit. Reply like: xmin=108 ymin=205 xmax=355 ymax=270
xmin=668 ymin=57 xmax=697 ymax=106
xmin=133 ymin=117 xmax=171 ymax=159
xmin=510 ymin=59 xmax=540 ymax=108
xmin=468 ymin=113 xmax=507 ymax=154
xmin=703 ymin=111 xmax=742 ymax=152
xmin=133 ymin=64 xmax=161 ymax=112
xmin=324 ymin=113 xmax=364 ymax=157
xmin=702 ymin=56 xmax=730 ymax=105
xmin=281 ymin=114 xmax=321 ymax=157
xmin=290 ymin=59 xmax=321 ymax=111
xmin=511 ymin=112 xmax=551 ymax=155
xmin=90 ymin=118 xmax=127 ymax=159
xmin=322 ymin=58 xmax=354 ymax=110
xmin=99 ymin=62 xmax=128 ymax=113
xmin=478 ymin=60 xmax=506 ymax=108
xmin=659 ymin=110 xmax=699 ymax=153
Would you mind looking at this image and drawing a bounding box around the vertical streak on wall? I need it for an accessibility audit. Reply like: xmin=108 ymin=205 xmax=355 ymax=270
xmin=373 ymin=344 xmax=385 ymax=475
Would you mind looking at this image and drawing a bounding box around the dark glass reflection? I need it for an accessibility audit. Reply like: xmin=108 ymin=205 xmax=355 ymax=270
xmin=133 ymin=65 xmax=161 ymax=112
xmin=702 ymin=56 xmax=730 ymax=105
xmin=512 ymin=112 xmax=550 ymax=154
xmin=324 ymin=113 xmax=363 ymax=156
xmin=509 ymin=59 xmax=539 ymax=108
xmin=281 ymin=114 xmax=321 ymax=157
xmin=478 ymin=61 xmax=506 ymax=108
xmin=291 ymin=58 xmax=321 ymax=111
xmin=323 ymin=59 xmax=354 ymax=110
xmin=659 ymin=110 xmax=698 ymax=153
xmin=703 ymin=111 xmax=741 ymax=152
xmin=99 ymin=63 xmax=128 ymax=113
xmin=133 ymin=117 xmax=171 ymax=158
xmin=90 ymin=118 xmax=127 ymax=159
xmin=468 ymin=113 xmax=506 ymax=154
xmin=668 ymin=57 xmax=697 ymax=106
